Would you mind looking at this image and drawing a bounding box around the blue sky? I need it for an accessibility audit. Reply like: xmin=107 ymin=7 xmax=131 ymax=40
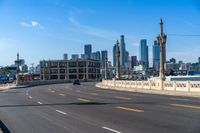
xmin=0 ymin=0 xmax=200 ymax=66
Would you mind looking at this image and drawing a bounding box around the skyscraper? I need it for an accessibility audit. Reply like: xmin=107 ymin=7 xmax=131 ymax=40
xmin=198 ymin=57 xmax=200 ymax=63
xmin=101 ymin=50 xmax=108 ymax=68
xmin=120 ymin=35 xmax=126 ymax=67
xmin=63 ymin=53 xmax=68 ymax=60
xmin=152 ymin=40 xmax=166 ymax=71
xmin=91 ymin=51 xmax=100 ymax=60
xmin=84 ymin=44 xmax=92 ymax=59
xmin=113 ymin=44 xmax=117 ymax=67
xmin=139 ymin=39 xmax=149 ymax=69
xmin=153 ymin=40 xmax=160 ymax=70
xmin=131 ymin=56 xmax=137 ymax=68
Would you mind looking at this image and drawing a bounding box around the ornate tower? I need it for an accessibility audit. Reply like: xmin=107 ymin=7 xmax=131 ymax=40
xmin=156 ymin=19 xmax=167 ymax=85
xmin=115 ymin=40 xmax=120 ymax=79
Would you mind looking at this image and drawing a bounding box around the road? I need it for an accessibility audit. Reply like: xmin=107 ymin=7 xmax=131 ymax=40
xmin=0 ymin=82 xmax=199 ymax=133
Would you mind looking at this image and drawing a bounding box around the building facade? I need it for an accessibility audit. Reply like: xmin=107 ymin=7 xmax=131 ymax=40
xmin=131 ymin=56 xmax=137 ymax=68
xmin=84 ymin=44 xmax=92 ymax=59
xmin=139 ymin=39 xmax=149 ymax=69
xmin=63 ymin=53 xmax=68 ymax=60
xmin=101 ymin=50 xmax=108 ymax=69
xmin=120 ymin=35 xmax=126 ymax=67
xmin=40 ymin=59 xmax=100 ymax=81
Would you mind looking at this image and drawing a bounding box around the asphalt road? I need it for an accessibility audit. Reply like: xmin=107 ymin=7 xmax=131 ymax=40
xmin=0 ymin=82 xmax=199 ymax=133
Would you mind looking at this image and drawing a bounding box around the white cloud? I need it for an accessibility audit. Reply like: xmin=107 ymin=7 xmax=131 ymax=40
xmin=20 ymin=21 xmax=42 ymax=29
xmin=31 ymin=21 xmax=38 ymax=27
xmin=20 ymin=22 xmax=31 ymax=27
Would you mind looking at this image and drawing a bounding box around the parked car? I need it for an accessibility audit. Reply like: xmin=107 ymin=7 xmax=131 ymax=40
xmin=73 ymin=80 xmax=80 ymax=85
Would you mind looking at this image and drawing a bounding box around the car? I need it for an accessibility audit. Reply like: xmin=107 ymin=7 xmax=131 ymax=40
xmin=73 ymin=79 xmax=80 ymax=85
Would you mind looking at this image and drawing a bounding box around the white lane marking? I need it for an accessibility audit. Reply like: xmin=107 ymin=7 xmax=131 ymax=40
xmin=37 ymin=101 xmax=43 ymax=104
xmin=102 ymin=127 xmax=122 ymax=133
xmin=56 ymin=110 xmax=67 ymax=115
xmin=29 ymin=96 xmax=33 ymax=99
xmin=170 ymin=98 xmax=190 ymax=101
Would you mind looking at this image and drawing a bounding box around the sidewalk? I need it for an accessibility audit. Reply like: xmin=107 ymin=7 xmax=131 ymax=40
xmin=96 ymin=83 xmax=200 ymax=98
xmin=0 ymin=84 xmax=16 ymax=91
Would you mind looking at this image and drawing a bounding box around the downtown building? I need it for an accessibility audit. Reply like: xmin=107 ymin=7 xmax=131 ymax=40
xmin=113 ymin=35 xmax=129 ymax=68
xmin=139 ymin=39 xmax=149 ymax=69
xmin=40 ymin=59 xmax=100 ymax=81
xmin=152 ymin=40 xmax=166 ymax=73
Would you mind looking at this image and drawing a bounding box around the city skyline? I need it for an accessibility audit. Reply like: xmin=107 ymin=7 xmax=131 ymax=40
xmin=0 ymin=0 xmax=200 ymax=66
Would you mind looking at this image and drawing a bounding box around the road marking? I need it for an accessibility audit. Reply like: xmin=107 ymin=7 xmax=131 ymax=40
xmin=59 ymin=93 xmax=65 ymax=96
xmin=51 ymin=90 xmax=55 ymax=93
xmin=56 ymin=110 xmax=67 ymax=115
xmin=90 ymin=93 xmax=99 ymax=95
xmin=76 ymin=90 xmax=81 ymax=92
xmin=102 ymin=126 xmax=122 ymax=133
xmin=78 ymin=98 xmax=90 ymax=102
xmin=170 ymin=98 xmax=190 ymax=101
xmin=115 ymin=106 xmax=144 ymax=113
xmin=115 ymin=96 xmax=132 ymax=100
xmin=37 ymin=101 xmax=43 ymax=104
xmin=48 ymin=88 xmax=52 ymax=91
xmin=170 ymin=103 xmax=200 ymax=109
xmin=29 ymin=96 xmax=33 ymax=99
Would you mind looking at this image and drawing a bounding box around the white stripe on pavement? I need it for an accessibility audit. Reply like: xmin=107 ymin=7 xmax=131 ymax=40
xmin=29 ymin=96 xmax=32 ymax=99
xmin=170 ymin=98 xmax=190 ymax=101
xmin=37 ymin=101 xmax=43 ymax=104
xmin=56 ymin=110 xmax=67 ymax=115
xmin=102 ymin=127 xmax=122 ymax=133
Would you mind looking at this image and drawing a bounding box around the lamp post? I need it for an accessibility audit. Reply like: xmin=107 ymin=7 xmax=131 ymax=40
xmin=157 ymin=19 xmax=167 ymax=89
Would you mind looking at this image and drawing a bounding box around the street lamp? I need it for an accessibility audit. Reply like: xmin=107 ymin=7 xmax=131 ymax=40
xmin=156 ymin=19 xmax=167 ymax=89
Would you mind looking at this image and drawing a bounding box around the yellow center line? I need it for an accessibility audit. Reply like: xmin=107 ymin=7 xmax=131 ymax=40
xmin=59 ymin=93 xmax=66 ymax=96
xmin=170 ymin=103 xmax=200 ymax=109
xmin=78 ymin=98 xmax=90 ymax=102
xmin=90 ymin=93 xmax=99 ymax=95
xmin=115 ymin=96 xmax=132 ymax=100
xmin=115 ymin=106 xmax=144 ymax=113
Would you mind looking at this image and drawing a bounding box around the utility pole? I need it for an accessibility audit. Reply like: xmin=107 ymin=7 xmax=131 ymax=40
xmin=157 ymin=19 xmax=167 ymax=89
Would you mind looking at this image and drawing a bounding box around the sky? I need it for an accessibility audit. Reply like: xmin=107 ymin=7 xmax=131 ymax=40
xmin=0 ymin=0 xmax=200 ymax=67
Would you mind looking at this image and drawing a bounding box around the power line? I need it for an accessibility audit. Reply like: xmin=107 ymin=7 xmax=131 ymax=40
xmin=168 ymin=34 xmax=200 ymax=37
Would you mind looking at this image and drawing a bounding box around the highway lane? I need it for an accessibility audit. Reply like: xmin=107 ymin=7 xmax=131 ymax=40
xmin=0 ymin=82 xmax=199 ymax=133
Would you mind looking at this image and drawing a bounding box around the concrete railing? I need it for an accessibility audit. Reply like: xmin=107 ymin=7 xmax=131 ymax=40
xmin=102 ymin=79 xmax=200 ymax=92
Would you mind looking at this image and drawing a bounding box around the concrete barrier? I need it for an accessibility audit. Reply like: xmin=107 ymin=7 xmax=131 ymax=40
xmin=101 ymin=79 xmax=200 ymax=92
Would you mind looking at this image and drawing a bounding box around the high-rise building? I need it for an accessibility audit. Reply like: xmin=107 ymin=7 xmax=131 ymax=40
xmin=152 ymin=40 xmax=167 ymax=71
xmin=63 ymin=53 xmax=68 ymax=60
xmin=170 ymin=58 xmax=176 ymax=64
xmin=139 ymin=39 xmax=149 ymax=69
xmin=71 ymin=54 xmax=79 ymax=60
xmin=198 ymin=57 xmax=200 ymax=63
xmin=153 ymin=40 xmax=160 ymax=70
xmin=101 ymin=50 xmax=108 ymax=68
xmin=84 ymin=44 xmax=92 ymax=59
xmin=125 ymin=50 xmax=129 ymax=64
xmin=131 ymin=56 xmax=137 ymax=68
xmin=96 ymin=51 xmax=101 ymax=60
xmin=91 ymin=51 xmax=100 ymax=60
xmin=113 ymin=44 xmax=117 ymax=67
xmin=81 ymin=54 xmax=88 ymax=59
xmin=120 ymin=35 xmax=126 ymax=67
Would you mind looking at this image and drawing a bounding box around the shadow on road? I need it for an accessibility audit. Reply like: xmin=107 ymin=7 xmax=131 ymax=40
xmin=0 ymin=101 xmax=157 ymax=108
xmin=0 ymin=120 xmax=11 ymax=133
